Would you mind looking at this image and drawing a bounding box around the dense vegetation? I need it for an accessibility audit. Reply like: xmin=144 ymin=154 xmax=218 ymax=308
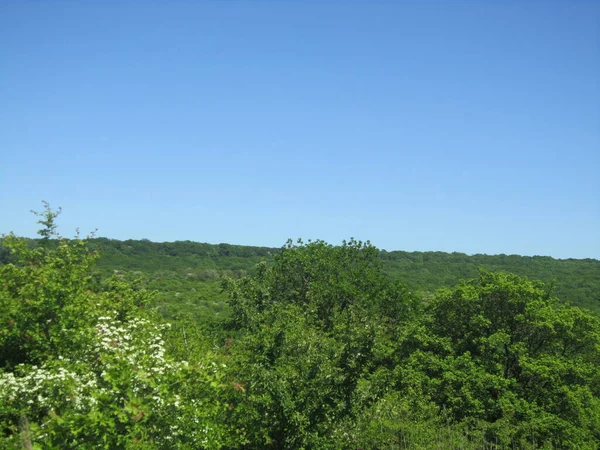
xmin=3 ymin=234 xmax=598 ymax=320
xmin=1 ymin=206 xmax=599 ymax=448
xmin=88 ymin=236 xmax=600 ymax=318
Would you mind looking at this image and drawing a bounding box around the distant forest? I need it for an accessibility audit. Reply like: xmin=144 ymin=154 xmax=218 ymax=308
xmin=2 ymin=237 xmax=598 ymax=317
xmin=91 ymin=238 xmax=600 ymax=315
xmin=2 ymin=237 xmax=598 ymax=318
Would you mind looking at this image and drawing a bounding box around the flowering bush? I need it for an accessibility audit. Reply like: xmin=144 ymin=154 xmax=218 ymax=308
xmin=0 ymin=205 xmax=243 ymax=449
xmin=0 ymin=311 xmax=238 ymax=449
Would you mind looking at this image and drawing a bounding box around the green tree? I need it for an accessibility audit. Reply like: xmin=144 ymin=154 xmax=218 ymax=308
xmin=222 ymin=238 xmax=418 ymax=448
xmin=411 ymin=271 xmax=600 ymax=447
xmin=1 ymin=205 xmax=98 ymax=369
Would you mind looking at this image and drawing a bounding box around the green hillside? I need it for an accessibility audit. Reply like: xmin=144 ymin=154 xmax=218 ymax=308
xmin=87 ymin=238 xmax=600 ymax=316
xmin=3 ymin=237 xmax=598 ymax=320
xmin=379 ymin=250 xmax=600 ymax=313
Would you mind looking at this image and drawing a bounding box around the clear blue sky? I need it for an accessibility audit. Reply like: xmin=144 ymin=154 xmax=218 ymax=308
xmin=1 ymin=1 xmax=599 ymax=259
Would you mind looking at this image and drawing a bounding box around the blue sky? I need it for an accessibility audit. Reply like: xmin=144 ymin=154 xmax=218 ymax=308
xmin=1 ymin=1 xmax=599 ymax=259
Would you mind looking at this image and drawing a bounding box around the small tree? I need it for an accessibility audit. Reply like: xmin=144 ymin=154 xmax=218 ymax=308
xmin=0 ymin=204 xmax=100 ymax=368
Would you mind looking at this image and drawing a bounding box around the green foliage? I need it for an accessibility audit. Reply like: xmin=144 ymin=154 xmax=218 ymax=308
xmin=1 ymin=206 xmax=599 ymax=449
xmin=0 ymin=205 xmax=243 ymax=449
xmin=0 ymin=314 xmax=238 ymax=449
xmin=222 ymin=239 xmax=420 ymax=448
xmin=409 ymin=271 xmax=600 ymax=447
xmin=380 ymin=250 xmax=600 ymax=314
xmin=5 ymin=233 xmax=598 ymax=323
xmin=0 ymin=207 xmax=99 ymax=369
